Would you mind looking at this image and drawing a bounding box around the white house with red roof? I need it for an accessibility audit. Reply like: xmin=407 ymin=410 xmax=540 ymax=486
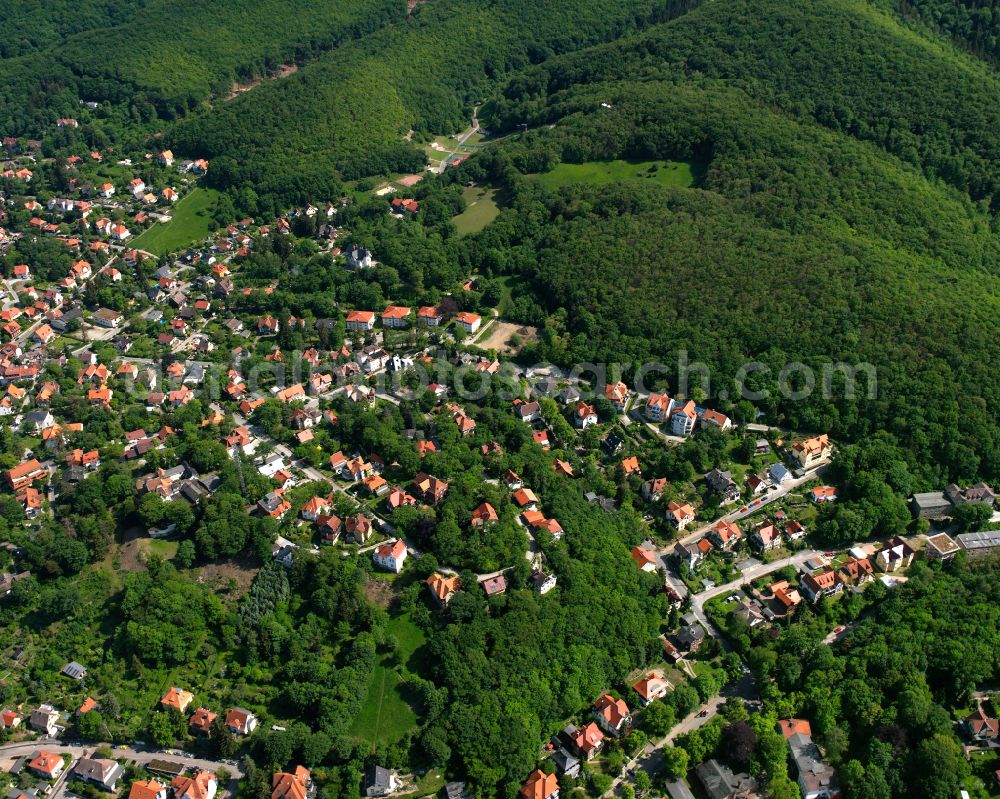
xmin=373 ymin=539 xmax=407 ymax=573
xmin=454 ymin=312 xmax=482 ymax=334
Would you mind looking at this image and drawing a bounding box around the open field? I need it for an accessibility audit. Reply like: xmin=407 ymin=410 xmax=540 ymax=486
xmin=453 ymin=186 xmax=500 ymax=234
xmin=131 ymin=187 xmax=221 ymax=256
xmin=351 ymin=612 xmax=426 ymax=748
xmin=532 ymin=159 xmax=703 ymax=189
xmin=475 ymin=319 xmax=538 ymax=354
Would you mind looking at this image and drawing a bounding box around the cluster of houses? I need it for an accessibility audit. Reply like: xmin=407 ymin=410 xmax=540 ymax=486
xmin=344 ymin=304 xmax=482 ymax=336
xmin=159 ymin=686 xmax=259 ymax=738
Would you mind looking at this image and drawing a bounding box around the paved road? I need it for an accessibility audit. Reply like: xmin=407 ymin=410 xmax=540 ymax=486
xmin=688 ymin=549 xmax=819 ymax=634
xmin=668 ymin=462 xmax=829 ymax=550
xmin=0 ymin=739 xmax=243 ymax=778
xmin=602 ymin=675 xmax=757 ymax=797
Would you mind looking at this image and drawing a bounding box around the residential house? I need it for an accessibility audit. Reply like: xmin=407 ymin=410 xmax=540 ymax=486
xmin=631 ymin=671 xmax=671 ymax=705
xmin=696 ymin=759 xmax=756 ymax=799
xmin=962 ymin=707 xmax=999 ymax=743
xmin=673 ymin=540 xmax=706 ymax=571
xmin=512 ymin=488 xmax=539 ymax=510
xmin=363 ymin=766 xmax=398 ymax=798
xmin=471 ymin=502 xmax=499 ymax=527
xmin=381 ymin=306 xmax=411 ymax=328
xmin=225 ymin=707 xmax=258 ymax=735
xmin=426 ymin=572 xmax=460 ymax=606
xmin=734 ymin=600 xmax=767 ymax=628
xmin=800 ymin=569 xmax=842 ymax=602
xmin=29 ymin=705 xmax=60 ymax=736
xmin=709 ymin=519 xmax=742 ymax=551
xmin=373 ymin=539 xmax=407 ymax=573
xmin=705 ymin=468 xmax=740 ymax=504
xmin=875 ymin=536 xmax=915 ymax=572
xmin=751 ymin=522 xmax=782 ymax=552
xmin=188 ymin=708 xmax=216 ymax=736
xmin=454 ymin=312 xmax=481 ymax=334
xmin=809 ymin=485 xmax=838 ymax=503
xmin=574 ymin=401 xmax=598 ymax=428
xmin=645 ymin=392 xmax=674 ymax=422
xmin=258 ymin=490 xmax=291 ymax=520
xmin=782 ymin=722 xmax=841 ymax=799
xmin=344 ymin=513 xmax=372 ymax=544
xmin=700 ymin=409 xmax=732 ymax=431
xmin=838 ymin=557 xmax=874 ymax=587
xmin=630 ymin=545 xmax=658 ymax=573
xmin=161 ymin=687 xmax=194 ymax=713
xmin=413 ymin=472 xmax=448 ymax=504
xmin=605 ymin=382 xmax=631 ymax=411
xmin=172 ymin=772 xmax=217 ymax=799
xmin=769 ymin=462 xmax=792 ymax=486
xmin=514 ymin=400 xmax=542 ymax=423
xmin=520 ymin=771 xmax=558 ymax=799
xmin=790 ymin=434 xmax=831 ymax=469
xmin=0 ymin=709 xmax=22 ymax=729
xmin=28 ymin=751 xmax=65 ymax=780
xmin=666 ymin=501 xmax=696 ymax=530
xmin=567 ymin=722 xmax=605 ymax=761
xmin=73 ymin=758 xmax=124 ymax=791
xmin=271 ymin=768 xmax=311 ymax=799
xmin=345 ymin=310 xmax=376 ymax=332
xmin=945 ymin=482 xmax=996 ymax=508
xmin=417 ymin=306 xmax=442 ymax=326
xmin=642 ymin=477 xmax=667 ymax=502
xmin=530 ymin=569 xmax=557 ymax=594
xmin=129 ymin=781 xmax=167 ymax=799
xmin=670 ymin=401 xmax=697 ymax=436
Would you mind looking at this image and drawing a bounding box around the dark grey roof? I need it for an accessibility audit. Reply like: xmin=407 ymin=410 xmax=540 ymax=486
xmin=61 ymin=661 xmax=87 ymax=679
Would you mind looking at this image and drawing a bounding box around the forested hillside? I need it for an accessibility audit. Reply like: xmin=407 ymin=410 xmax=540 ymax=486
xmin=0 ymin=0 xmax=406 ymax=135
xmin=167 ymin=0 xmax=697 ymax=214
xmin=0 ymin=0 xmax=147 ymax=57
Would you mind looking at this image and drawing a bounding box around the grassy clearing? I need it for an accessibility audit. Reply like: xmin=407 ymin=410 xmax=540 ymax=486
xmin=453 ymin=186 xmax=500 ymax=235
xmin=131 ymin=187 xmax=221 ymax=256
xmin=351 ymin=612 xmax=425 ymax=748
xmin=532 ymin=159 xmax=703 ymax=189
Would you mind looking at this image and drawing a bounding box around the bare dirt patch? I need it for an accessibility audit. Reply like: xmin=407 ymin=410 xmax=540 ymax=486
xmin=225 ymin=64 xmax=298 ymax=100
xmin=193 ymin=556 xmax=259 ymax=602
xmin=476 ymin=320 xmax=538 ymax=354
xmin=365 ymin=577 xmax=395 ymax=608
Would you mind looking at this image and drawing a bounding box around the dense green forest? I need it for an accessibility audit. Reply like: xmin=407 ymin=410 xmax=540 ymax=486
xmin=0 ymin=0 xmax=147 ymax=57
xmin=0 ymin=0 xmax=406 ymax=136
xmin=890 ymin=0 xmax=1000 ymax=66
xmin=167 ymin=0 xmax=698 ymax=214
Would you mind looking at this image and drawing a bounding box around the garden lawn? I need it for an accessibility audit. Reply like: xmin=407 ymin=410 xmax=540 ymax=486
xmin=131 ymin=187 xmax=221 ymax=256
xmin=532 ymin=159 xmax=702 ymax=189
xmin=350 ymin=612 xmax=425 ymax=748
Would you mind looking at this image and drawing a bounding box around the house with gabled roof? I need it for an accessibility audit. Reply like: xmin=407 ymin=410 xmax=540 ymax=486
xmin=172 ymin=771 xmax=217 ymax=799
xmin=593 ymin=694 xmax=631 ymax=736
xmin=631 ymin=671 xmax=672 ymax=705
xmin=520 ymin=771 xmax=558 ymax=799
xmin=225 ymin=707 xmax=258 ymax=735
xmin=666 ymin=501 xmax=695 ymax=530
xmin=630 ymin=545 xmax=658 ymax=573
xmin=160 ymin=687 xmax=194 ymax=713
xmin=374 ymin=539 xmax=407 ymax=573
xmin=271 ymin=768 xmax=310 ymax=799
xmin=800 ymin=568 xmax=842 ymax=602
xmin=426 ymin=572 xmax=460 ymax=606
